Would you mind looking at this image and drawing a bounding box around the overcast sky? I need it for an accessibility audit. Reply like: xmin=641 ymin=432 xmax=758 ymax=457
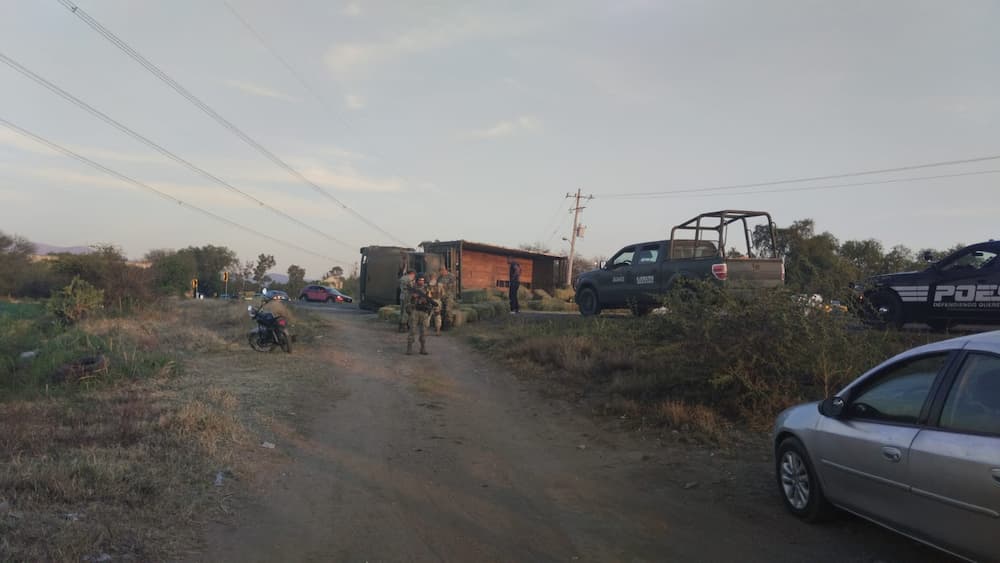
xmin=1 ymin=0 xmax=998 ymax=277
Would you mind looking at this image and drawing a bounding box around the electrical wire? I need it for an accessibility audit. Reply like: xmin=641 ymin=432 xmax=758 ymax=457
xmin=1 ymin=117 xmax=349 ymax=264
xmin=597 ymin=169 xmax=1000 ymax=200
xmin=55 ymin=0 xmax=407 ymax=245
xmin=597 ymin=154 xmax=1000 ymax=199
xmin=0 ymin=50 xmax=357 ymax=250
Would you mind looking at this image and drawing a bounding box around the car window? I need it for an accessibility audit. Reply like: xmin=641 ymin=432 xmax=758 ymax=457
xmin=939 ymin=248 xmax=998 ymax=273
xmin=611 ymin=248 xmax=635 ymax=268
xmin=636 ymin=244 xmax=659 ymax=264
xmin=849 ymin=354 xmax=949 ymax=424
xmin=939 ymin=353 xmax=1000 ymax=436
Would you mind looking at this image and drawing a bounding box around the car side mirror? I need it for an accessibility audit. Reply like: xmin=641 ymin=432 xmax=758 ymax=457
xmin=598 ymin=261 xmax=607 ymax=270
xmin=819 ymin=396 xmax=846 ymax=419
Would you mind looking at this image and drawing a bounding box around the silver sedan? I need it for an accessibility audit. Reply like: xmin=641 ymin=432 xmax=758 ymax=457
xmin=773 ymin=331 xmax=1000 ymax=562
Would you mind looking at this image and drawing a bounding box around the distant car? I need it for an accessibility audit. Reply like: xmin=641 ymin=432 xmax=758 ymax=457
xmin=299 ymin=285 xmax=353 ymax=304
xmin=266 ymin=290 xmax=290 ymax=302
xmin=773 ymin=331 xmax=1000 ymax=561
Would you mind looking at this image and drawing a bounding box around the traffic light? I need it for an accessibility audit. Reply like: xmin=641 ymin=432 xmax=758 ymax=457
xmin=223 ymin=271 xmax=229 ymax=283
xmin=191 ymin=278 xmax=198 ymax=290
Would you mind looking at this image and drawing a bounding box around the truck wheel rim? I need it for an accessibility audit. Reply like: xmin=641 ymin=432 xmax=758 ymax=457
xmin=780 ymin=451 xmax=810 ymax=510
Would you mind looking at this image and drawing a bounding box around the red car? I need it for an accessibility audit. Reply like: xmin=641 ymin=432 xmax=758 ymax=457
xmin=298 ymin=285 xmax=354 ymax=303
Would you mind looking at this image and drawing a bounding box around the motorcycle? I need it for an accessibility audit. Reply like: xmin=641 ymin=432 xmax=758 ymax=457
xmin=247 ymin=296 xmax=292 ymax=353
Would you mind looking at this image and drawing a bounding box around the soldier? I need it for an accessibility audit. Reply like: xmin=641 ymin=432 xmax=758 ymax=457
xmin=426 ymin=272 xmax=443 ymax=336
xmin=398 ymin=269 xmax=416 ymax=333
xmin=406 ymin=273 xmax=434 ymax=355
xmin=508 ymin=260 xmax=522 ymax=313
xmin=436 ymin=265 xmax=458 ymax=331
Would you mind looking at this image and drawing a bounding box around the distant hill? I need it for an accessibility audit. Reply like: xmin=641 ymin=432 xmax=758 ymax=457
xmin=266 ymin=273 xmax=289 ymax=284
xmin=34 ymin=242 xmax=92 ymax=255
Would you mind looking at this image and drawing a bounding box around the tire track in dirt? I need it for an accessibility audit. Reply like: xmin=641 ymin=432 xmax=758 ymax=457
xmin=194 ymin=308 xmax=951 ymax=563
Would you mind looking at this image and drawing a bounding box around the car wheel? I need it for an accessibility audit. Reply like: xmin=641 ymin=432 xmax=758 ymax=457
xmin=867 ymin=289 xmax=904 ymax=330
xmin=577 ymin=287 xmax=601 ymax=317
xmin=776 ymin=437 xmax=834 ymax=522
xmin=326 ymin=296 xmax=334 ymax=303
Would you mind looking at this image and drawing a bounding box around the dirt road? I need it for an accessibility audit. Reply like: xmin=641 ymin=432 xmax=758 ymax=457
xmin=196 ymin=306 xmax=950 ymax=563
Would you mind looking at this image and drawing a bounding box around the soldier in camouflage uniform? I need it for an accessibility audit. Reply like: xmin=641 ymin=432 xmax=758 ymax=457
xmin=406 ymin=274 xmax=433 ymax=355
xmin=436 ymin=266 xmax=457 ymax=331
xmin=426 ymin=272 xmax=443 ymax=336
xmin=398 ymin=269 xmax=415 ymax=333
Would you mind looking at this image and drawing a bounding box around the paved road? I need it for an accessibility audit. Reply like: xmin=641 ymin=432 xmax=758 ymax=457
xmin=198 ymin=304 xmax=953 ymax=562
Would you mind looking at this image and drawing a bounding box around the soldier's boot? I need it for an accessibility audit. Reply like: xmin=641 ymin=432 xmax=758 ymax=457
xmin=406 ymin=341 xmax=413 ymax=355
xmin=419 ymin=343 xmax=428 ymax=355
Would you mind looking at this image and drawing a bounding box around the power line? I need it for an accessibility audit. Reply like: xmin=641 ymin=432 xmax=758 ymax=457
xmin=0 ymin=50 xmax=357 ymax=250
xmin=598 ymin=168 xmax=1000 ymax=200
xmin=597 ymin=153 xmax=1000 ymax=199
xmin=0 ymin=117 xmax=350 ymax=264
xmin=221 ymin=1 xmax=358 ymax=134
xmin=55 ymin=0 xmax=407 ymax=246
xmin=536 ymin=196 xmax=569 ymax=244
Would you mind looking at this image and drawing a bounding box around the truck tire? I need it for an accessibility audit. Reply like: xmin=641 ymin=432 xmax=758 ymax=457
xmin=577 ymin=287 xmax=601 ymax=317
xmin=868 ymin=289 xmax=904 ymax=330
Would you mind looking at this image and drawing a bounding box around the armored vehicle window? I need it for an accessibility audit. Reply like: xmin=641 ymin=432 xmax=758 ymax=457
xmin=610 ymin=248 xmax=635 ymax=269
xmin=636 ymin=244 xmax=659 ymax=264
xmin=940 ymin=248 xmax=998 ymax=272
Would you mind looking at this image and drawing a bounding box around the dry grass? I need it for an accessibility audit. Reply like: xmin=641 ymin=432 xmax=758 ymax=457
xmin=0 ymin=384 xmax=248 ymax=561
xmin=0 ymin=298 xmax=326 ymax=560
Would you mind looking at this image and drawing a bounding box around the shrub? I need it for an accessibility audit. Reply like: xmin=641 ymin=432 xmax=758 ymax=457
xmin=532 ymin=289 xmax=552 ymax=300
xmin=48 ymin=276 xmax=104 ymax=325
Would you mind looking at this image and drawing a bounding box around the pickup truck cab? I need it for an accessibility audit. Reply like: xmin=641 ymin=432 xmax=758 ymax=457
xmin=574 ymin=210 xmax=784 ymax=316
xmin=857 ymin=240 xmax=1000 ymax=330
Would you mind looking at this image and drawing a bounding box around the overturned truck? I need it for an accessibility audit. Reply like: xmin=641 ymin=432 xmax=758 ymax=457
xmin=359 ymin=241 xmax=565 ymax=311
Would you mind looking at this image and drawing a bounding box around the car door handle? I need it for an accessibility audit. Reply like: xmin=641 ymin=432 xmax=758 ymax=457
xmin=881 ymin=446 xmax=903 ymax=463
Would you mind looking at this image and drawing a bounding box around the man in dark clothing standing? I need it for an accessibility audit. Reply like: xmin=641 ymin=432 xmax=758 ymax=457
xmin=508 ymin=261 xmax=521 ymax=314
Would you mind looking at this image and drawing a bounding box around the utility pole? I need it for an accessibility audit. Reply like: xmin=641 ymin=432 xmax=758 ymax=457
xmin=565 ymin=189 xmax=593 ymax=287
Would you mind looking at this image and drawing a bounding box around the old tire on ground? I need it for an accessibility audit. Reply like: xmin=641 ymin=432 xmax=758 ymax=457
xmin=867 ymin=289 xmax=904 ymax=330
xmin=577 ymin=287 xmax=601 ymax=317
xmin=776 ymin=437 xmax=834 ymax=523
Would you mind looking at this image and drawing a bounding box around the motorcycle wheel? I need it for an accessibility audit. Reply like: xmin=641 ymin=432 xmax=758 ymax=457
xmin=278 ymin=330 xmax=292 ymax=354
xmin=248 ymin=330 xmax=276 ymax=352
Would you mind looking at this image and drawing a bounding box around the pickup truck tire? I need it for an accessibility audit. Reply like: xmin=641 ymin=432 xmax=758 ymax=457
xmin=868 ymin=289 xmax=904 ymax=330
xmin=577 ymin=287 xmax=601 ymax=317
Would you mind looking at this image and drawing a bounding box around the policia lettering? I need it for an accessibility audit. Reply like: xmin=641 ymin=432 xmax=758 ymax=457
xmin=933 ymin=284 xmax=1000 ymax=309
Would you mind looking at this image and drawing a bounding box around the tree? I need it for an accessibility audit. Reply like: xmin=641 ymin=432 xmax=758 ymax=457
xmin=0 ymin=231 xmax=36 ymax=295
xmin=239 ymin=260 xmax=254 ymax=293
xmin=519 ymin=242 xmax=552 ymax=254
xmin=839 ymin=239 xmax=885 ymax=279
xmin=287 ymin=264 xmax=306 ymax=296
xmin=147 ymin=249 xmax=198 ymax=296
xmin=179 ymin=245 xmax=238 ymax=296
xmin=253 ymin=254 xmax=276 ymax=286
xmin=325 ymin=265 xmax=344 ymax=279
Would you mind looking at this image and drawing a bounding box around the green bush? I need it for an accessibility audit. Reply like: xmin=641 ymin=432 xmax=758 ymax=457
xmin=459 ymin=306 xmax=479 ymax=323
xmin=48 ymin=276 xmax=104 ymax=325
xmin=553 ymin=288 xmax=576 ymax=302
xmin=462 ymin=289 xmax=503 ymax=303
xmin=531 ymin=289 xmax=552 ymax=300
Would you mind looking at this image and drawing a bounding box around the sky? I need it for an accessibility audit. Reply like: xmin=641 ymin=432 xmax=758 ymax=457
xmin=1 ymin=0 xmax=998 ymax=278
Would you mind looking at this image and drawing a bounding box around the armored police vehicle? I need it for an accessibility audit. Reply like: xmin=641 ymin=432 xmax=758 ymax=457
xmin=574 ymin=210 xmax=785 ymax=316
xmin=857 ymin=240 xmax=1000 ymax=330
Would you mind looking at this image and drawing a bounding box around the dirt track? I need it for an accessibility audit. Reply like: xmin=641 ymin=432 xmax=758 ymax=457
xmin=195 ymin=306 xmax=951 ymax=563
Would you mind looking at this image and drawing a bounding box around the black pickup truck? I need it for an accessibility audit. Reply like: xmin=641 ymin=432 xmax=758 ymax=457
xmin=574 ymin=210 xmax=784 ymax=316
xmin=856 ymin=240 xmax=1000 ymax=330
